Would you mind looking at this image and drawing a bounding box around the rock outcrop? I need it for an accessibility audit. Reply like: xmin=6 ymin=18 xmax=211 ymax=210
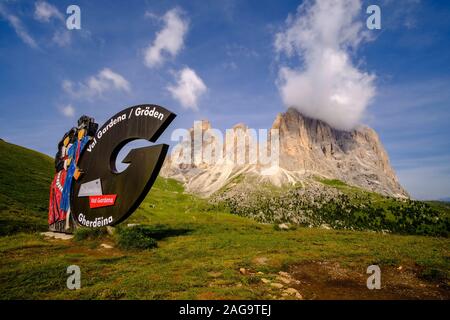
xmin=161 ymin=108 xmax=408 ymax=198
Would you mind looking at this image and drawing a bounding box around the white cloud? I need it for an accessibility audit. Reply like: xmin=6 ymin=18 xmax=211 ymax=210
xmin=144 ymin=11 xmax=159 ymax=20
xmin=52 ymin=30 xmax=71 ymax=47
xmin=34 ymin=1 xmax=64 ymax=22
xmin=60 ymin=104 xmax=75 ymax=117
xmin=144 ymin=8 xmax=188 ymax=68
xmin=167 ymin=67 xmax=207 ymax=110
xmin=34 ymin=2 xmax=71 ymax=47
xmin=0 ymin=4 xmax=38 ymax=48
xmin=63 ymin=68 xmax=131 ymax=100
xmin=225 ymin=44 xmax=259 ymax=58
xmin=275 ymin=0 xmax=375 ymax=131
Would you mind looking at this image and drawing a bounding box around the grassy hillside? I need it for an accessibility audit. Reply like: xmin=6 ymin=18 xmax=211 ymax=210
xmin=212 ymin=176 xmax=450 ymax=237
xmin=0 ymin=140 xmax=449 ymax=299
xmin=0 ymin=140 xmax=54 ymax=235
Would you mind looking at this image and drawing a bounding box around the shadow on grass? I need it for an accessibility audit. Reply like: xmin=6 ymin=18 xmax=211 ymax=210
xmin=115 ymin=224 xmax=193 ymax=250
xmin=132 ymin=224 xmax=192 ymax=240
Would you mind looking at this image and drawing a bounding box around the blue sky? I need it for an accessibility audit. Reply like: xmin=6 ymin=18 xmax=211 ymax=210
xmin=0 ymin=0 xmax=449 ymax=199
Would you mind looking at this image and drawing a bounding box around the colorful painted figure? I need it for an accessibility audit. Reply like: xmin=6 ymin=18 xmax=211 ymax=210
xmin=48 ymin=116 xmax=98 ymax=233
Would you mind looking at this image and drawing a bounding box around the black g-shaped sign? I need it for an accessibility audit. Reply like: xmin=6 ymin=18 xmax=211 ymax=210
xmin=72 ymin=104 xmax=176 ymax=227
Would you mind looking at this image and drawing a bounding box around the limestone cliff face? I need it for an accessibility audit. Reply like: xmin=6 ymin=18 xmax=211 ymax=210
xmin=162 ymin=108 xmax=408 ymax=198
xmin=273 ymin=108 xmax=407 ymax=197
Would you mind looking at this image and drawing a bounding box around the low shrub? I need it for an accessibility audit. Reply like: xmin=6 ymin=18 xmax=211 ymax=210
xmin=74 ymin=227 xmax=108 ymax=241
xmin=115 ymin=225 xmax=157 ymax=250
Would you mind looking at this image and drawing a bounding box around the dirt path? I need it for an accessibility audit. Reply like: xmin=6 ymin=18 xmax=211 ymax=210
xmin=286 ymin=261 xmax=449 ymax=300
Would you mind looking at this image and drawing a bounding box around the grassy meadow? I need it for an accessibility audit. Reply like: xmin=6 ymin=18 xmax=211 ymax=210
xmin=0 ymin=140 xmax=448 ymax=299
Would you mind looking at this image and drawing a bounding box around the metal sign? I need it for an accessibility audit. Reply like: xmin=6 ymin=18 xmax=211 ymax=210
xmin=70 ymin=104 xmax=176 ymax=228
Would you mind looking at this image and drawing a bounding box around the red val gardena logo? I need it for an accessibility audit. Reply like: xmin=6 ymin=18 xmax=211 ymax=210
xmin=89 ymin=195 xmax=117 ymax=209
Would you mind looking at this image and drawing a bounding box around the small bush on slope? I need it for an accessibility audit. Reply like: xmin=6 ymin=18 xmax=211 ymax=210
xmin=74 ymin=227 xmax=109 ymax=241
xmin=115 ymin=225 xmax=157 ymax=250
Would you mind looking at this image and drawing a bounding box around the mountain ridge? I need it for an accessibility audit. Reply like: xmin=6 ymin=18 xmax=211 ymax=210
xmin=162 ymin=108 xmax=408 ymax=198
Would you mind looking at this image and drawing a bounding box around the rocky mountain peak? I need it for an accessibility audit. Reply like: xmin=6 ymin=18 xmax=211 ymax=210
xmin=232 ymin=122 xmax=248 ymax=131
xmin=189 ymin=119 xmax=211 ymax=133
xmin=162 ymin=109 xmax=408 ymax=198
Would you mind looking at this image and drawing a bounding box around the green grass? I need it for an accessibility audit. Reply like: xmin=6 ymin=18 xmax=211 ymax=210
xmin=318 ymin=178 xmax=348 ymax=187
xmin=73 ymin=227 xmax=109 ymax=241
xmin=1 ymin=182 xmax=449 ymax=299
xmin=0 ymin=140 xmax=449 ymax=299
xmin=0 ymin=140 xmax=53 ymax=235
xmin=115 ymin=225 xmax=158 ymax=250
